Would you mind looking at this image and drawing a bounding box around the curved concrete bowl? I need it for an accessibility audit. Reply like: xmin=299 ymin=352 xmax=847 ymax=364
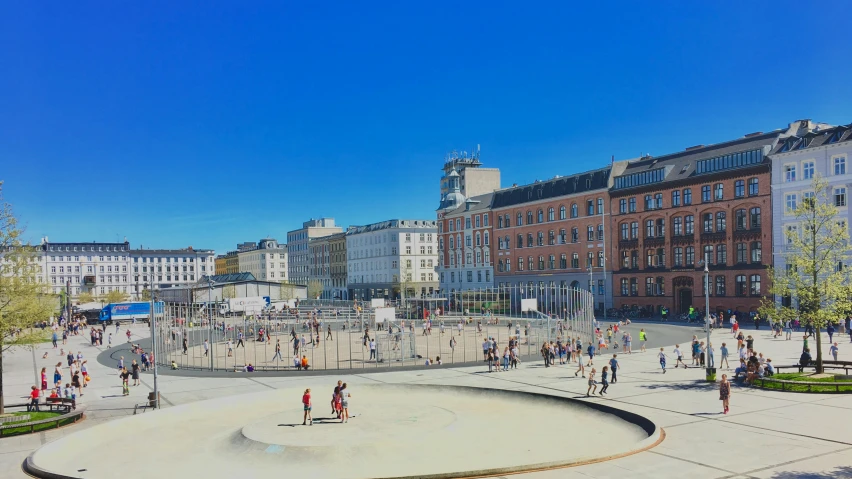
xmin=25 ymin=384 xmax=661 ymax=479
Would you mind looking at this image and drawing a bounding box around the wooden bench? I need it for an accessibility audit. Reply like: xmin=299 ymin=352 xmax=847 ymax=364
xmin=45 ymin=397 xmax=75 ymax=413
xmin=775 ymin=360 xmax=852 ymax=375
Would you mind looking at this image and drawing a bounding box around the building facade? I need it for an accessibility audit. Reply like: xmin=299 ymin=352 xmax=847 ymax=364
xmin=769 ymin=121 xmax=851 ymax=306
xmin=287 ymin=218 xmax=342 ymax=285
xmin=214 ymin=254 xmax=229 ymax=276
xmin=307 ymin=234 xmax=332 ymax=299
xmin=38 ymin=239 xmax=131 ymax=298
xmin=328 ymin=232 xmax=348 ymax=300
xmin=346 ymin=219 xmax=439 ymax=300
xmin=439 ymin=150 xmax=500 ymax=203
xmin=491 ymin=168 xmax=618 ymax=313
xmin=130 ymin=246 xmax=215 ymax=299
xmin=609 ymin=123 xmax=815 ymax=316
xmin=436 ymin=179 xmax=494 ymax=294
xmin=237 ymin=238 xmax=288 ymax=282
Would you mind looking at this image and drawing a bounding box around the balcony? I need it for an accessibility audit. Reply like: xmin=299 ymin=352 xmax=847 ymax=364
xmin=83 ymin=275 xmax=96 ymax=286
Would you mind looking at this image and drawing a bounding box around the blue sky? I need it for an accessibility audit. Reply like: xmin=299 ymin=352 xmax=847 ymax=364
xmin=1 ymin=1 xmax=850 ymax=255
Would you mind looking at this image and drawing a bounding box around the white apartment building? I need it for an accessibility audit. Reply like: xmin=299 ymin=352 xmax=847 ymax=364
xmin=287 ymin=218 xmax=342 ymax=285
xmin=770 ymin=121 xmax=851 ymax=307
xmin=237 ymin=238 xmax=288 ymax=282
xmin=38 ymin=239 xmax=132 ymax=298
xmin=130 ymin=246 xmax=216 ymax=299
xmin=346 ymin=219 xmax=439 ymax=300
xmin=437 ymin=190 xmax=495 ymax=293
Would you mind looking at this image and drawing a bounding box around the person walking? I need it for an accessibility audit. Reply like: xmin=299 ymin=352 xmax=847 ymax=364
xmin=183 ymin=337 xmax=188 ymax=355
xmin=586 ymin=368 xmax=597 ymax=396
xmin=51 ymin=331 xmax=58 ymax=348
xmin=326 ymin=325 xmax=333 ymax=341
xmin=119 ymin=367 xmax=130 ymax=396
xmin=658 ymin=348 xmax=668 ymax=373
xmin=609 ymin=354 xmax=619 ymax=383
xmin=785 ymin=320 xmax=793 ymax=340
xmin=237 ymin=330 xmax=245 ymax=348
xmin=720 ymin=343 xmax=729 ymax=369
xmin=674 ymin=345 xmax=687 ymax=368
xmin=40 ymin=367 xmax=48 ymax=394
xmin=302 ymin=388 xmax=313 ymax=425
xmin=639 ymin=329 xmax=647 ymax=352
xmin=719 ymin=374 xmax=731 ymax=414
xmin=830 ymin=342 xmax=839 ymax=361
xmin=131 ymin=360 xmax=141 ymax=386
xmin=599 ymin=366 xmax=609 ymax=396
xmin=828 ymin=323 xmax=836 ymax=344
xmin=339 ymin=383 xmax=351 ymax=423
xmin=369 ymin=339 xmax=376 ymax=361
xmin=54 ymin=362 xmax=63 ymax=387
xmin=586 ymin=343 xmax=596 ymax=366
xmin=28 ymin=386 xmax=41 ymax=412
xmin=575 ymin=346 xmax=586 ymax=377
xmin=203 ymin=339 xmax=209 ymax=357
xmin=272 ymin=339 xmax=283 ymax=361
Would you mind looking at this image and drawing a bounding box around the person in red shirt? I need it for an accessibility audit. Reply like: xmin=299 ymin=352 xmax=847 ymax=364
xmin=302 ymin=388 xmax=313 ymax=426
xmin=49 ymin=389 xmax=59 ymax=399
xmin=28 ymin=385 xmax=40 ymax=412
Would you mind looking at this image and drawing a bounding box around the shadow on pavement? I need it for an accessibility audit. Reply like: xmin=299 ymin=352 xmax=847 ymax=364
xmin=770 ymin=466 xmax=852 ymax=478
xmin=637 ymin=380 xmax=716 ymax=391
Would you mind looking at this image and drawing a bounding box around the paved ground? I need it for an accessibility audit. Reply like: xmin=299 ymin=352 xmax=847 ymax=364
xmin=3 ymin=321 xmax=852 ymax=478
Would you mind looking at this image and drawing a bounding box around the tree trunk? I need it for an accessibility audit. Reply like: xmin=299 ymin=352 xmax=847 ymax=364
xmin=0 ymin=340 xmax=5 ymax=415
xmin=815 ymin=323 xmax=823 ymax=374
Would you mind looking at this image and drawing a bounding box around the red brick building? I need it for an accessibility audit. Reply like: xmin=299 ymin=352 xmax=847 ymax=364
xmin=609 ymin=131 xmax=786 ymax=316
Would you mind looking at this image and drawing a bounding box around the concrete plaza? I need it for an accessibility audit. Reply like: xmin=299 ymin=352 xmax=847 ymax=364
xmin=3 ymin=321 xmax=852 ymax=478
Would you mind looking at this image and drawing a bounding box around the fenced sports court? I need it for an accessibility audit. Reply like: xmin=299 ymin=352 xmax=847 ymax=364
xmin=148 ymin=286 xmax=596 ymax=372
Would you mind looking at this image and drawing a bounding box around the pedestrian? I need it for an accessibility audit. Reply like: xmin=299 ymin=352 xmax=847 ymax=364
xmin=120 ymin=367 xmax=130 ymax=396
xmin=54 ymin=362 xmax=63 ymax=385
xmin=227 ymin=339 xmax=234 ymax=357
xmin=599 ymin=366 xmax=609 ymax=396
xmin=609 ymin=354 xmax=619 ymax=383
xmin=674 ymin=345 xmax=687 ymax=368
xmin=107 ymin=333 xmax=113 ymax=348
xmin=51 ymin=331 xmax=58 ymax=348
xmin=586 ymin=343 xmax=595 ymax=366
xmin=639 ymin=329 xmax=647 ymax=352
xmin=658 ymin=348 xmax=668 ymax=373
xmin=326 ymin=325 xmax=333 ymax=341
xmin=40 ymin=367 xmax=48 ymax=394
xmin=830 ymin=342 xmax=839 ymax=361
xmin=302 ymin=388 xmax=313 ymax=425
xmin=369 ymin=339 xmax=376 ymax=361
xmin=126 ymin=329 xmax=132 ymax=343
xmin=339 ymin=383 xmax=351 ymax=423
xmin=708 ymin=343 xmax=715 ymax=368
xmin=719 ymin=374 xmax=731 ymax=414
xmin=720 ymin=342 xmax=729 ymax=369
xmin=586 ymin=368 xmax=597 ymax=396
xmin=828 ymin=323 xmax=836 ymax=344
xmin=183 ymin=337 xmax=188 ymax=355
xmin=28 ymin=386 xmax=40 ymax=412
xmin=272 ymin=339 xmax=283 ymax=361
xmin=237 ymin=330 xmax=245 ymax=348
xmin=784 ymin=320 xmax=793 ymax=340
xmin=131 ymin=359 xmax=141 ymax=386
xmin=203 ymin=339 xmax=209 ymax=356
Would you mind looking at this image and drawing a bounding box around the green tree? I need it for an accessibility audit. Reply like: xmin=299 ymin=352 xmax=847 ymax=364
xmin=0 ymin=182 xmax=54 ymax=413
xmin=760 ymin=176 xmax=851 ymax=374
xmin=278 ymin=282 xmax=294 ymax=301
xmin=78 ymin=291 xmax=95 ymax=304
xmin=140 ymin=289 xmax=152 ymax=301
xmin=307 ymin=280 xmax=324 ymax=300
xmin=104 ymin=290 xmax=129 ymax=304
xmin=223 ymin=284 xmax=236 ymax=299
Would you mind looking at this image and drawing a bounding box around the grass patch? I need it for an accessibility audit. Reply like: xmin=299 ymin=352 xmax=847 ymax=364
xmin=0 ymin=411 xmax=75 ymax=437
xmin=756 ymin=372 xmax=852 ymax=393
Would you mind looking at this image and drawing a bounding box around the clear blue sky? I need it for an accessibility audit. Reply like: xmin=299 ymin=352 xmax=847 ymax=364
xmin=2 ymin=1 xmax=850 ymax=255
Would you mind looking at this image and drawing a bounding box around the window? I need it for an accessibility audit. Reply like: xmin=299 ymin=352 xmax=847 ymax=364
xmin=630 ymin=278 xmax=638 ymax=296
xmin=747 ymin=177 xmax=758 ymax=196
xmin=516 ymin=234 xmax=523 ymax=249
xmin=785 ymin=194 xmax=798 ymax=213
xmin=715 ymin=276 xmax=726 ymax=296
xmin=587 ymin=252 xmax=594 ymax=267
xmin=700 ymin=185 xmax=711 ymax=202
xmin=621 ymin=278 xmax=629 ymax=296
xmin=733 ymin=180 xmax=744 ymax=198
xmin=786 ymin=225 xmax=798 ymax=245
xmin=672 ymin=190 xmax=680 ymax=206
xmin=785 ymin=164 xmax=796 ymax=182
xmin=655 ymin=193 xmax=663 ymax=209
xmin=504 ymin=214 xmax=510 ymax=227
xmin=548 ymin=255 xmax=555 ymax=269
xmin=671 ymin=217 xmax=683 ymax=236
xmin=751 ymin=242 xmax=762 ymax=263
xmin=537 ymin=209 xmax=544 ymax=223
xmin=504 ymin=236 xmax=510 ymax=248
xmin=674 ymin=247 xmax=683 ymax=266
xmin=801 ymin=161 xmax=814 ymax=180
xmin=571 ymin=204 xmax=578 ymax=218
xmin=587 ymin=226 xmax=594 ymax=241
xmin=527 ymin=211 xmax=533 ymax=225
xmin=527 ymin=234 xmax=534 ymax=248
xmin=749 ymin=275 xmax=761 ymax=295
xmin=716 ymin=212 xmax=726 ymax=232
xmin=475 ymin=216 xmax=481 ymax=228
xmin=628 ymin=198 xmax=636 ymax=212
xmin=560 ymin=254 xmax=567 ymax=269
xmin=645 ymin=277 xmax=654 ymax=296
xmin=803 ymin=191 xmax=815 ymax=206
xmin=597 ymin=224 xmax=604 ymax=240
xmin=736 ymin=209 xmax=747 ymax=230
xmin=619 ymin=199 xmax=626 ymax=214
xmin=613 ymin=168 xmax=665 ymax=189
xmin=517 ymin=257 xmax=524 ymax=271
xmin=703 ymin=245 xmax=714 ymax=264
xmin=685 ymin=215 xmax=694 ymax=234
xmin=572 ymin=253 xmax=579 ymax=268
xmin=835 ymin=156 xmax=847 ymax=175
xmin=683 ymin=188 xmax=692 ymax=205
xmin=703 ymin=213 xmax=713 ymax=233
xmin=836 ymin=187 xmax=847 ymax=207
xmin=529 ymin=256 xmax=535 ymax=271
xmin=621 ymin=250 xmax=630 ymax=268
xmin=598 ymin=251 xmax=604 ymax=267
xmin=597 ymin=198 xmax=604 ymax=214
xmin=587 ymin=200 xmax=594 ymax=216
xmin=750 ymin=207 xmax=761 ymax=229
xmin=735 ymin=275 xmax=747 ymax=296
xmin=484 ymin=231 xmax=489 ymax=245
xmin=571 ymin=228 xmax=578 ymax=243
xmin=714 ymin=183 xmax=723 ymax=200
xmin=537 ymin=231 xmax=544 ymax=246
xmin=538 ymin=256 xmax=545 ymax=270
xmin=631 ymin=251 xmax=639 ymax=268
xmin=621 ymin=223 xmax=629 ymax=240
xmin=644 ymin=195 xmax=653 ymax=210
xmin=716 ymin=244 xmax=727 ymax=265
xmin=483 ymin=215 xmax=489 ymax=226
xmin=736 ymin=243 xmax=747 ymax=263
xmin=630 ymin=222 xmax=638 ymax=239
xmin=646 ymin=220 xmax=655 ymax=238
xmin=548 ymin=230 xmax=555 ymax=245
xmin=547 ymin=207 xmax=554 ymax=221
xmin=685 ymin=246 xmax=695 ymax=266
xmin=517 ymin=213 xmax=523 ymax=226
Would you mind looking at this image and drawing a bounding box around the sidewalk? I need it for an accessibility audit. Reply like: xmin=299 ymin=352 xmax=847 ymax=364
xmin=3 ymin=323 xmax=852 ymax=478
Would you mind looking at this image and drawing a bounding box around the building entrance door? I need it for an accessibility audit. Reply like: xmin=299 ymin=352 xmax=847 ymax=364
xmin=678 ymin=288 xmax=693 ymax=314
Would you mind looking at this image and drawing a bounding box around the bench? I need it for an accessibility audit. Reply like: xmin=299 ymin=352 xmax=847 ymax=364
xmin=775 ymin=360 xmax=852 ymax=375
xmin=45 ymin=397 xmax=75 ymax=413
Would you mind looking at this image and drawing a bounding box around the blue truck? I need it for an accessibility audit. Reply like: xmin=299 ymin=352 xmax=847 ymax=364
xmin=98 ymin=302 xmax=164 ymax=324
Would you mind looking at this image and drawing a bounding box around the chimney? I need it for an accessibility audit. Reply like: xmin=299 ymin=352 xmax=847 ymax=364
xmin=743 ymin=132 xmax=763 ymax=138
xmin=685 ymin=145 xmax=704 ymax=151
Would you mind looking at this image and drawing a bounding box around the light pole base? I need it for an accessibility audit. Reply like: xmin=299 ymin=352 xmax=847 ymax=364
xmin=705 ymin=367 xmax=717 ymax=382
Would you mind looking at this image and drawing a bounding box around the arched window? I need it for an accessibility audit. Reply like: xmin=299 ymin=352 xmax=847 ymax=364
xmin=548 ymin=207 xmax=555 ymax=221
xmin=571 ymin=203 xmax=578 ymax=218
xmin=505 ymin=236 xmax=510 ymax=248
xmin=527 ymin=211 xmax=534 ymax=225
xmin=517 ymin=213 xmax=523 ymax=226
xmin=498 ymin=237 xmax=503 ymax=250
xmin=483 ymin=231 xmax=489 ymax=245
xmin=475 ymin=232 xmax=481 ymax=246
xmin=559 ymin=205 xmax=566 ymax=220
xmin=498 ymin=216 xmax=504 ymax=228
xmin=537 ymin=209 xmax=544 ymax=223
xmin=527 ymin=233 xmax=534 ymax=247
xmin=449 ymin=237 xmax=454 ymax=249
xmin=517 ymin=234 xmax=524 ymax=248
xmin=537 ymin=231 xmax=544 ymax=246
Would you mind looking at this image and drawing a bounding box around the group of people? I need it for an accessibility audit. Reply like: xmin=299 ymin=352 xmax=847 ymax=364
xmin=301 ymin=380 xmax=352 ymax=426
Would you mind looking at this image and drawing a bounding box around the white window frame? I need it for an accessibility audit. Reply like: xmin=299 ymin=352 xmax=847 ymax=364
xmin=802 ymin=160 xmax=815 ymax=180
xmin=785 ymin=193 xmax=798 ymax=213
xmin=784 ymin=163 xmax=797 ymax=182
xmin=834 ymin=155 xmax=847 ymax=176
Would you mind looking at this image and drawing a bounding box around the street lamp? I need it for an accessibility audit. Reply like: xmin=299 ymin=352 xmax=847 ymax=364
xmin=148 ymin=284 xmax=161 ymax=408
xmin=208 ymin=276 xmax=214 ymax=371
xmin=698 ymin=253 xmax=713 ymax=382
xmin=588 ymin=265 xmax=594 ymax=319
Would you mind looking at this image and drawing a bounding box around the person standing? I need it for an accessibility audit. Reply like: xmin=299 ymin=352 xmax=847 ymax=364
xmin=609 ymin=354 xmax=619 ymax=383
xmin=203 ymin=339 xmax=209 ymax=357
xmin=40 ymin=367 xmax=48 ymax=394
xmin=658 ymin=348 xmax=668 ymax=373
xmin=51 ymin=331 xmax=58 ymax=348
xmin=120 ymin=367 xmax=130 ymax=396
xmin=131 ymin=360 xmax=141 ymax=386
xmin=183 ymin=337 xmax=188 ymax=355
xmin=599 ymin=366 xmax=609 ymax=396
xmin=720 ymin=343 xmax=729 ymax=369
xmin=107 ymin=333 xmax=113 ymax=348
xmin=639 ymin=329 xmax=647 ymax=352
xmin=719 ymin=374 xmax=731 ymax=414
xmin=586 ymin=368 xmax=597 ymax=397
xmin=302 ymin=388 xmax=313 ymax=425
xmin=339 ymin=383 xmax=351 ymax=423
xmin=369 ymin=339 xmax=376 ymax=361
xmin=54 ymin=362 xmax=63 ymax=387
xmin=28 ymin=386 xmax=41 ymax=412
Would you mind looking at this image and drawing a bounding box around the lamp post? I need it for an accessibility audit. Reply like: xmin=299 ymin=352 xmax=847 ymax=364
xmin=588 ymin=265 xmax=594 ymax=321
xmin=208 ymin=276 xmax=214 ymax=371
xmin=149 ymin=285 xmax=161 ymax=408
xmin=699 ymin=253 xmax=714 ymax=382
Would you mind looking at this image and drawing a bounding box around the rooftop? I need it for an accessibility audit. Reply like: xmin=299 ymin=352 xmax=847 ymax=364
xmin=770 ymin=123 xmax=852 ymax=155
xmin=491 ymin=167 xmax=611 ymax=209
xmin=346 ymin=219 xmax=438 ymax=235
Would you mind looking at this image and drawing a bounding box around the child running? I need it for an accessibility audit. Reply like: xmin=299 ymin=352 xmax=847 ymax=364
xmin=658 ymin=348 xmax=668 ymax=373
xmin=599 ymin=366 xmax=609 ymax=395
xmin=586 ymin=368 xmax=597 ymax=396
xmin=302 ymin=388 xmax=313 ymax=425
